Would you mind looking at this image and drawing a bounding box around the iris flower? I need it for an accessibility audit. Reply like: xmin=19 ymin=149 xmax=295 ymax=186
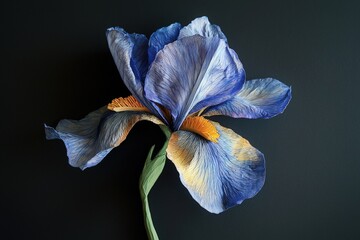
xmin=45 ymin=17 xmax=291 ymax=216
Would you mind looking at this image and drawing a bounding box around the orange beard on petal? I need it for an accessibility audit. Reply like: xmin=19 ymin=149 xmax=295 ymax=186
xmin=180 ymin=116 xmax=220 ymax=143
xmin=107 ymin=95 xmax=149 ymax=112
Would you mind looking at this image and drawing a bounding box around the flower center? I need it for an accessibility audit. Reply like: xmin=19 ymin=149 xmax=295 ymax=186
xmin=108 ymin=95 xmax=149 ymax=112
xmin=180 ymin=116 xmax=220 ymax=142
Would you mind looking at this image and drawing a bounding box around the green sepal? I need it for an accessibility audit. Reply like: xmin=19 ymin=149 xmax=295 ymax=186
xmin=139 ymin=125 xmax=171 ymax=240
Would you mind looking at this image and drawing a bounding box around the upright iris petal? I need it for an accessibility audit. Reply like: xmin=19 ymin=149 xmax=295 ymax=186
xmin=178 ymin=16 xmax=228 ymax=42
xmin=148 ymin=22 xmax=182 ymax=64
xmin=106 ymin=28 xmax=148 ymax=97
xmin=145 ymin=35 xmax=245 ymax=130
xmin=106 ymin=27 xmax=167 ymax=123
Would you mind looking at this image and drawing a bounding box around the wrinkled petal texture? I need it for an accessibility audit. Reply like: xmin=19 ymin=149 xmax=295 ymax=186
xmin=167 ymin=121 xmax=265 ymax=213
xmin=106 ymin=28 xmax=149 ymax=104
xmin=178 ymin=16 xmax=227 ymax=42
xmin=204 ymin=78 xmax=292 ymax=119
xmin=148 ymin=22 xmax=181 ymax=64
xmin=145 ymin=35 xmax=245 ymax=130
xmin=45 ymin=107 xmax=162 ymax=170
xmin=107 ymin=28 xmax=168 ymax=123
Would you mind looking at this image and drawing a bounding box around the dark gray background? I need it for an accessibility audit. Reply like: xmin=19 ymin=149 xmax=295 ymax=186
xmin=1 ymin=0 xmax=359 ymax=239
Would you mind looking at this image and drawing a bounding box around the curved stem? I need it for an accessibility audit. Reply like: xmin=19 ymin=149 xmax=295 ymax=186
xmin=139 ymin=125 xmax=171 ymax=240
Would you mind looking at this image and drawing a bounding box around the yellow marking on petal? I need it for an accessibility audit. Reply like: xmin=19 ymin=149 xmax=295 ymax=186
xmin=233 ymin=133 xmax=259 ymax=161
xmin=167 ymin=133 xmax=209 ymax=197
xmin=107 ymin=95 xmax=149 ymax=112
xmin=180 ymin=116 xmax=220 ymax=142
xmin=211 ymin=122 xmax=260 ymax=162
xmin=167 ymin=134 xmax=193 ymax=167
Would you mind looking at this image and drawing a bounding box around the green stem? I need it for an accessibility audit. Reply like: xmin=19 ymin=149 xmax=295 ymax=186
xmin=139 ymin=125 xmax=171 ymax=240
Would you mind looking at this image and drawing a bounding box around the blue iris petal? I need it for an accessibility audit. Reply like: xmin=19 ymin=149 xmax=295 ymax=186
xmin=106 ymin=27 xmax=148 ymax=102
xmin=148 ymin=22 xmax=181 ymax=64
xmin=178 ymin=16 xmax=228 ymax=42
xmin=144 ymin=35 xmax=245 ymax=130
xmin=45 ymin=106 xmax=162 ymax=170
xmin=106 ymin=27 xmax=169 ymax=123
xmin=167 ymin=121 xmax=265 ymax=213
xmin=204 ymin=78 xmax=292 ymax=119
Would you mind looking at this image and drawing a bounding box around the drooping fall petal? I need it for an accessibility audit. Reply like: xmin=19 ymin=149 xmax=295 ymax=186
xmin=204 ymin=78 xmax=291 ymax=119
xmin=45 ymin=106 xmax=162 ymax=170
xmin=167 ymin=121 xmax=265 ymax=213
xmin=145 ymin=35 xmax=245 ymax=130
